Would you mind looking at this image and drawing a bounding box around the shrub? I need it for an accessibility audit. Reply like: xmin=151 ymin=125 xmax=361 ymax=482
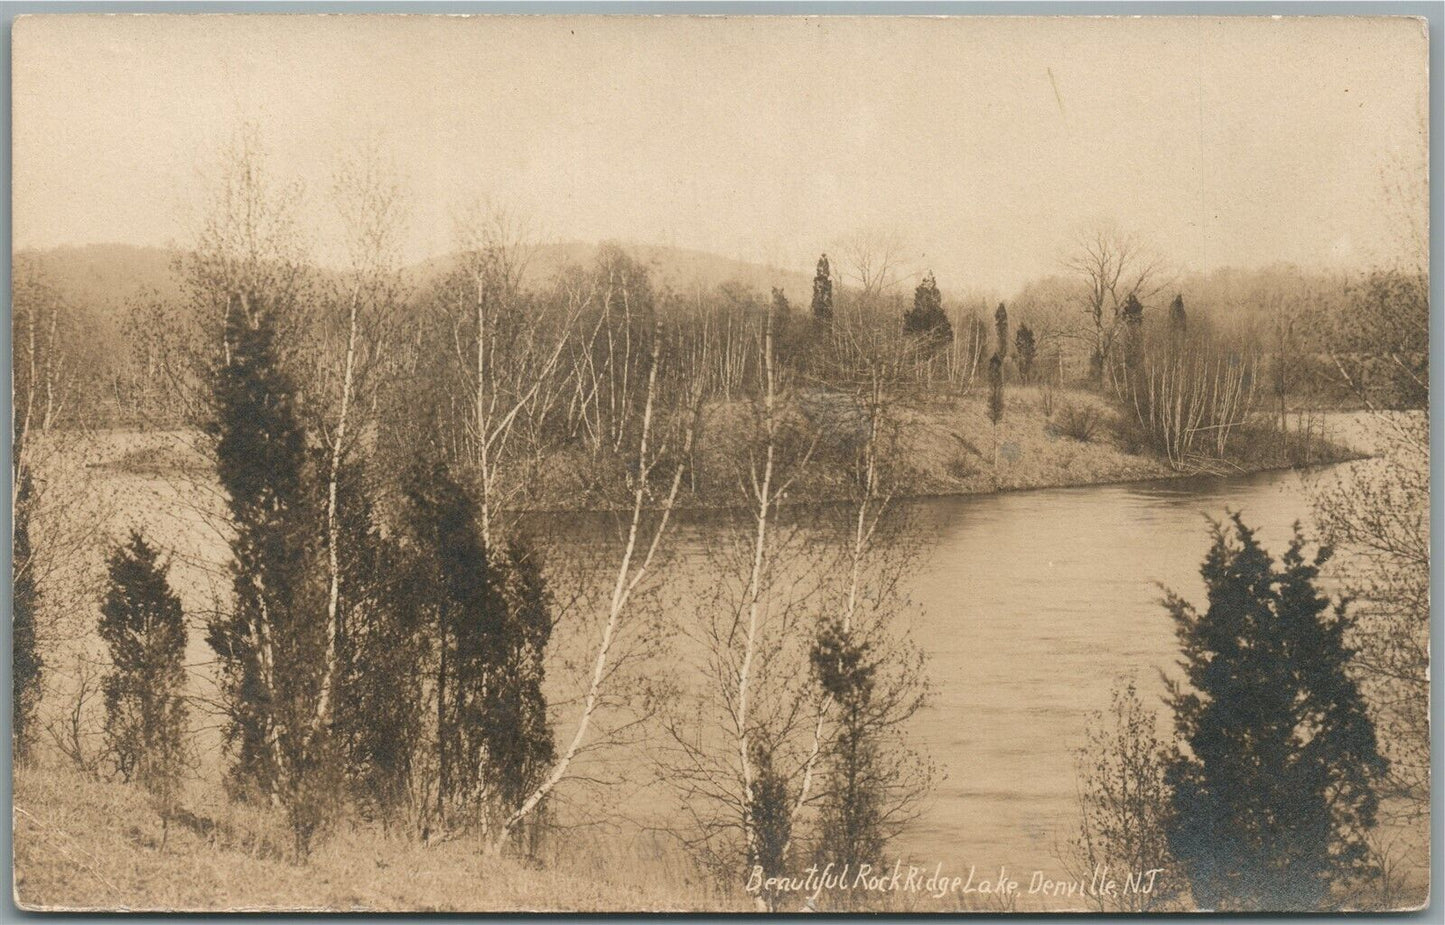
xmin=945 ymin=455 xmax=976 ymax=481
xmin=1069 ymin=680 xmax=1182 ymax=912
xmin=99 ymin=531 xmax=191 ymax=842
xmin=1052 ymin=402 xmax=1101 ymax=443
xmin=746 ymin=742 xmax=793 ymax=910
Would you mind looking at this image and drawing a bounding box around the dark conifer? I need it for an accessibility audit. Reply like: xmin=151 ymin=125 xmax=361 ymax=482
xmin=811 ymin=620 xmax=883 ymax=874
xmin=1121 ymin=293 xmax=1145 ymax=373
xmin=204 ymin=290 xmax=334 ymax=851
xmin=334 ymin=463 xmax=427 ymax=825
xmin=401 ymin=458 xmax=554 ymax=841
xmin=747 ymin=741 xmax=794 ymax=910
xmin=488 ymin=537 xmax=556 ymax=823
xmin=1014 ymin=324 xmax=1038 ymax=384
xmin=770 ymin=287 xmax=792 ymax=347
xmin=1169 ymin=293 xmax=1188 ymax=335
xmin=810 ymin=254 xmax=834 ymax=323
xmin=903 ymin=271 xmax=952 ymax=344
xmin=99 ymin=531 xmax=190 ymax=837
xmin=1164 ymin=515 xmax=1385 ymax=910
xmin=988 ymin=353 xmax=1005 ymax=426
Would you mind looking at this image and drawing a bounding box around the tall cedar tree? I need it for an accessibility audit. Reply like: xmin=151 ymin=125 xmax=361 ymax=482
xmin=333 ymin=463 xmax=429 ymax=826
xmin=402 ymin=458 xmax=491 ymax=826
xmin=402 ymin=459 xmax=554 ymax=841
xmin=811 ymin=254 xmax=834 ymax=323
xmin=994 ymin=302 xmax=1009 ymax=358
xmin=99 ymin=532 xmax=190 ymax=832
xmin=1168 ymin=293 xmax=1188 ymax=336
xmin=1120 ymin=293 xmax=1145 ymax=376
xmin=747 ymin=741 xmax=794 ymax=910
xmin=1166 ymin=293 xmax=1189 ymax=370
xmin=904 ymin=271 xmax=952 ymax=344
xmin=204 ymin=290 xmax=336 ymax=852
xmin=12 ymin=470 xmax=42 ymax=764
xmin=1014 ymin=324 xmax=1038 ymax=383
xmin=1164 ymin=515 xmax=1385 ymax=910
xmin=987 ymin=353 xmax=1005 ymax=426
xmin=488 ymin=536 xmax=556 ymax=835
xmin=770 ymin=287 xmax=792 ymax=348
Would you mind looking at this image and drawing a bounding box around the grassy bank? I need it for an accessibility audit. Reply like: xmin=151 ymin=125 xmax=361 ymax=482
xmin=10 ymin=764 xmax=1060 ymax=913
xmin=12 ymin=764 xmax=738 ymax=912
xmin=876 ymin=386 xmax=1363 ymax=499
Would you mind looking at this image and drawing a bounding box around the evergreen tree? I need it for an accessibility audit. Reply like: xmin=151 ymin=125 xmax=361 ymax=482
xmin=1122 ymin=292 xmax=1144 ymax=326
xmin=402 ymin=458 xmax=495 ymax=827
xmin=204 ymin=289 xmax=335 ymax=852
xmin=401 ymin=459 xmax=554 ymax=841
xmin=810 ymin=254 xmax=834 ymax=323
xmin=903 ymin=270 xmax=952 ymax=344
xmin=486 ymin=537 xmax=556 ymax=830
xmin=12 ymin=470 xmax=42 ymax=765
xmin=1121 ymin=293 xmax=1145 ymax=375
xmin=1164 ymin=515 xmax=1385 ymax=911
xmin=1014 ymin=324 xmax=1038 ymax=384
xmin=1169 ymin=293 xmax=1188 ymax=335
xmin=1167 ymin=294 xmax=1189 ymax=361
xmin=333 ymin=463 xmax=428 ymax=827
xmin=99 ymin=532 xmax=190 ymax=837
xmin=770 ymin=287 xmax=792 ymax=347
xmin=994 ymin=302 xmax=1010 ymax=359
xmin=811 ymin=620 xmax=883 ymax=874
xmin=747 ymin=740 xmax=794 ymax=910
xmin=987 ymin=353 xmax=1004 ymax=426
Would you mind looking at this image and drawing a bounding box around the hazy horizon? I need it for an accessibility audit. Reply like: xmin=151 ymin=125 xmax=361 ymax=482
xmin=13 ymin=15 xmax=1429 ymax=293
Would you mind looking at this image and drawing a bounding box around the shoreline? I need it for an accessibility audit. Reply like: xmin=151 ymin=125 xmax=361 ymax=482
xmin=512 ymin=447 xmax=1372 ymax=519
xmin=70 ymin=400 xmax=1380 ymax=518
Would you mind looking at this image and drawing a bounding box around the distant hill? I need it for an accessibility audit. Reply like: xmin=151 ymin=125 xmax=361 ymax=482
xmin=16 ymin=241 xmax=819 ymax=316
xmin=14 ymin=243 xmax=184 ymax=312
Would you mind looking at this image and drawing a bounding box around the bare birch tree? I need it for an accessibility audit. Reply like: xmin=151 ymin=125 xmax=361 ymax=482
xmin=308 ymin=151 xmax=410 ymax=748
xmin=486 ymin=321 xmax=703 ymax=854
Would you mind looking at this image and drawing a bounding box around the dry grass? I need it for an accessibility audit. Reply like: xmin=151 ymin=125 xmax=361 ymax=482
xmin=889 ymin=386 xmax=1361 ymax=497
xmin=893 ymin=387 xmax=1171 ymax=495
xmin=13 ymin=765 xmax=744 ymax=912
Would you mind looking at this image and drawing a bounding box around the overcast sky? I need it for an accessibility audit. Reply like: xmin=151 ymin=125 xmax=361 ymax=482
xmin=12 ymin=14 xmax=1429 ymax=293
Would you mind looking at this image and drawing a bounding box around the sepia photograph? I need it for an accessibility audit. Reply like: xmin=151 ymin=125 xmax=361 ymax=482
xmin=8 ymin=11 xmax=1432 ymax=913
